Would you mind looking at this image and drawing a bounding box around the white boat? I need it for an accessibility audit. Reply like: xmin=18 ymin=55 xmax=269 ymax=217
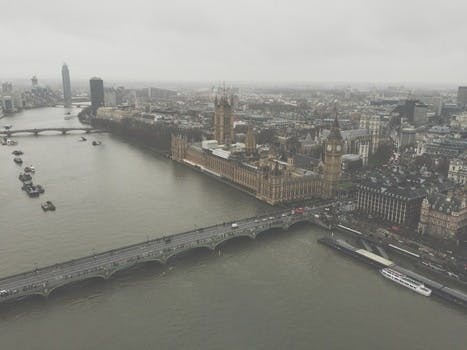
xmin=380 ymin=268 xmax=432 ymax=296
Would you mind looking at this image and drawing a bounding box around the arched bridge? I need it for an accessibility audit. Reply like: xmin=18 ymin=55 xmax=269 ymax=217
xmin=0 ymin=127 xmax=104 ymax=136
xmin=0 ymin=205 xmax=331 ymax=303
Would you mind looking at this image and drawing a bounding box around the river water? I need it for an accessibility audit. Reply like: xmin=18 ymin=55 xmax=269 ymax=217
xmin=0 ymin=107 xmax=465 ymax=349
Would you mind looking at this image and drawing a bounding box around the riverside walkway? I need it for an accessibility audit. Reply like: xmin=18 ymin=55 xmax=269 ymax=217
xmin=0 ymin=205 xmax=329 ymax=304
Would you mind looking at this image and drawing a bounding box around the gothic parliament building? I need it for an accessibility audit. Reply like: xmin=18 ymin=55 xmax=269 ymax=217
xmin=172 ymin=93 xmax=343 ymax=205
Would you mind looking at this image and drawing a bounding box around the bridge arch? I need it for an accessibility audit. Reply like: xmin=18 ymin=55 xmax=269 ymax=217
xmin=45 ymin=275 xmax=107 ymax=297
xmin=287 ymin=219 xmax=313 ymax=230
xmin=212 ymin=233 xmax=256 ymax=250
xmin=105 ymin=257 xmax=166 ymax=279
xmin=165 ymin=245 xmax=214 ymax=263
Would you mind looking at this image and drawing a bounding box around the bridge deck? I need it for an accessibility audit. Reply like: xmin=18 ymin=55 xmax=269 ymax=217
xmin=0 ymin=127 xmax=103 ymax=136
xmin=0 ymin=207 xmax=326 ymax=303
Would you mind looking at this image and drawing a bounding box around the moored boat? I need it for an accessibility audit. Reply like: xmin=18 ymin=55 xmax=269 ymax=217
xmin=380 ymin=267 xmax=432 ymax=296
xmin=24 ymin=165 xmax=35 ymax=173
xmin=41 ymin=201 xmax=56 ymax=211
xmin=25 ymin=186 xmax=40 ymax=198
xmin=18 ymin=173 xmax=32 ymax=182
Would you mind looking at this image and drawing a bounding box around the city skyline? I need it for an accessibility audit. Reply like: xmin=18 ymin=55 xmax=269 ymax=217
xmin=2 ymin=0 xmax=467 ymax=84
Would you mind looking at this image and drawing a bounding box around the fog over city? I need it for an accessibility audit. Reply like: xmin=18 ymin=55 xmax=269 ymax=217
xmin=2 ymin=0 xmax=467 ymax=83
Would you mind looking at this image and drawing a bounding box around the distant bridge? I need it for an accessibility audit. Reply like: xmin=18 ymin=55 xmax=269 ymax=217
xmin=0 ymin=127 xmax=105 ymax=137
xmin=0 ymin=205 xmax=330 ymax=303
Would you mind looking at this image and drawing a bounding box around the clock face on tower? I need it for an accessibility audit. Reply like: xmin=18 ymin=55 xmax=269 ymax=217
xmin=326 ymin=144 xmax=332 ymax=151
xmin=336 ymin=145 xmax=342 ymax=152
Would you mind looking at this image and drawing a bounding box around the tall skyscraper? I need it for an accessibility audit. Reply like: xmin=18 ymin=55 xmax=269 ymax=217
xmin=213 ymin=91 xmax=234 ymax=145
xmin=1 ymin=81 xmax=13 ymax=94
xmin=61 ymin=64 xmax=72 ymax=108
xmin=31 ymin=75 xmax=38 ymax=87
xmin=90 ymin=77 xmax=104 ymax=112
xmin=457 ymin=86 xmax=467 ymax=109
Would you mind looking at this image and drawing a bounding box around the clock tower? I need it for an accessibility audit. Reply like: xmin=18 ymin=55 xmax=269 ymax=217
xmin=322 ymin=113 xmax=343 ymax=198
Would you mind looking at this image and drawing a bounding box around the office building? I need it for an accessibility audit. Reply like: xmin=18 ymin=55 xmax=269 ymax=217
xmin=90 ymin=77 xmax=104 ymax=112
xmin=457 ymin=86 xmax=467 ymax=109
xmin=356 ymin=183 xmax=426 ymax=227
xmin=413 ymin=103 xmax=428 ymax=127
xmin=399 ymin=127 xmax=416 ymax=149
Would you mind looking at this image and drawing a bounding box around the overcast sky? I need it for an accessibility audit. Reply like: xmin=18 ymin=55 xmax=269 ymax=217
xmin=1 ymin=0 xmax=466 ymax=84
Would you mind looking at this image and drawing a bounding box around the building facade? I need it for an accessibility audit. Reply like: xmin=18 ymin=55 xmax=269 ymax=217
xmin=360 ymin=115 xmax=382 ymax=154
xmin=356 ymin=183 xmax=426 ymax=227
xmin=448 ymin=158 xmax=467 ymax=185
xmin=419 ymin=193 xmax=467 ymax=243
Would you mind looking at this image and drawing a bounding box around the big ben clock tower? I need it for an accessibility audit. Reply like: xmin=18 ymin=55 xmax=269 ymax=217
xmin=322 ymin=113 xmax=343 ymax=198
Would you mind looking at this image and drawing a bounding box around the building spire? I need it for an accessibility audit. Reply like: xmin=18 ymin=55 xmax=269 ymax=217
xmin=333 ymin=106 xmax=339 ymax=128
xmin=328 ymin=106 xmax=342 ymax=140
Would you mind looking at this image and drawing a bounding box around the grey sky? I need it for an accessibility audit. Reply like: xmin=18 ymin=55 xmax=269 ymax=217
xmin=1 ymin=0 xmax=466 ymax=84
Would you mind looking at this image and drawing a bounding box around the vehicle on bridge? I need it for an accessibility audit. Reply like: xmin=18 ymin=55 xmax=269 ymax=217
xmin=0 ymin=205 xmax=334 ymax=305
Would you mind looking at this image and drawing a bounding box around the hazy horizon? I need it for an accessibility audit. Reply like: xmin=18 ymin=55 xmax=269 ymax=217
xmin=2 ymin=0 xmax=467 ymax=85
